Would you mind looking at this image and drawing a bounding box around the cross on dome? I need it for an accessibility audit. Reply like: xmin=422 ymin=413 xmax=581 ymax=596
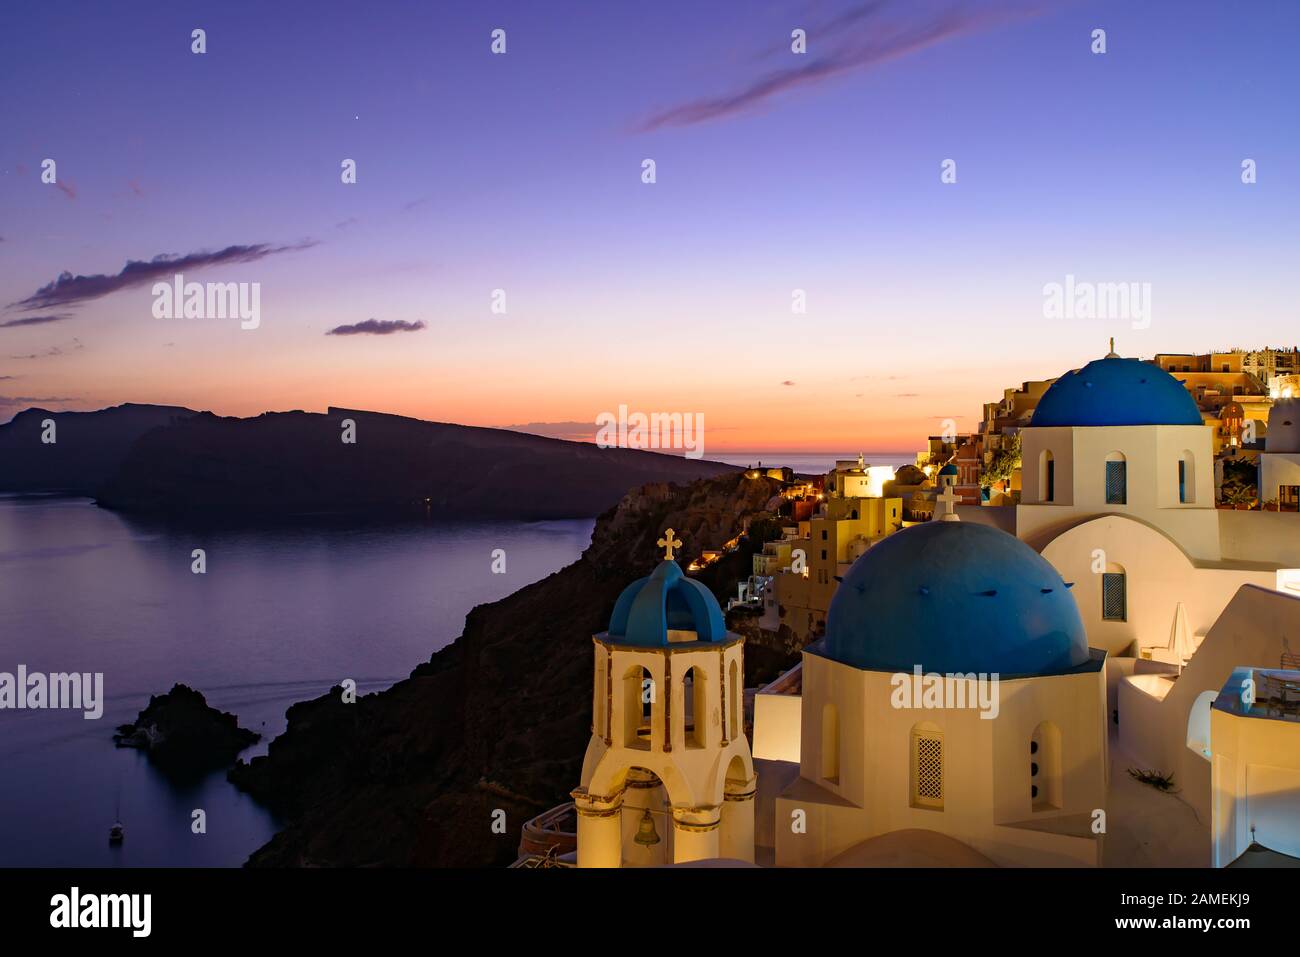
xmin=657 ymin=528 xmax=682 ymax=561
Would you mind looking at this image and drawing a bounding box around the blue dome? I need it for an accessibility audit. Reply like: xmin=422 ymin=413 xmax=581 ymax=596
xmin=607 ymin=560 xmax=728 ymax=647
xmin=938 ymin=464 xmax=959 ymax=476
xmin=823 ymin=522 xmax=1089 ymax=677
xmin=1031 ymin=357 xmax=1202 ymax=427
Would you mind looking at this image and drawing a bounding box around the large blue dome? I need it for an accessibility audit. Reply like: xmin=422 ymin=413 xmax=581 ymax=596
xmin=823 ymin=522 xmax=1089 ymax=677
xmin=606 ymin=560 xmax=727 ymax=647
xmin=1030 ymin=357 xmax=1202 ymax=427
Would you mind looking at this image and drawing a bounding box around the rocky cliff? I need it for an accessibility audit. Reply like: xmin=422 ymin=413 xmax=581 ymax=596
xmin=228 ymin=472 xmax=796 ymax=866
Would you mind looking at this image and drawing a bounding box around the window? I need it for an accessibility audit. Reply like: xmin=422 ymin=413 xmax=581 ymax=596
xmin=821 ymin=549 xmax=827 ymax=561
xmin=1178 ymin=450 xmax=1195 ymax=503
xmin=1102 ymin=571 xmax=1127 ymax=621
xmin=910 ymin=725 xmax=944 ymax=809
xmin=1105 ymin=454 xmax=1127 ymax=504
xmin=1039 ymin=449 xmax=1055 ymax=502
xmin=821 ymin=530 xmax=828 ymax=540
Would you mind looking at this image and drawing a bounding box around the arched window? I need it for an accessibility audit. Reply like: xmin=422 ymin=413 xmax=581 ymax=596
xmin=623 ymin=665 xmax=654 ymax=751
xmin=683 ymin=666 xmax=706 ymax=750
xmin=1178 ymin=450 xmax=1195 ymax=503
xmin=1030 ymin=721 xmax=1062 ymax=810
xmin=821 ymin=702 xmax=839 ymax=783
xmin=1105 ymin=451 xmax=1127 ymax=505
xmin=1039 ymin=449 xmax=1055 ymax=502
xmin=1102 ymin=562 xmax=1127 ymax=622
xmin=910 ymin=722 xmax=944 ymax=810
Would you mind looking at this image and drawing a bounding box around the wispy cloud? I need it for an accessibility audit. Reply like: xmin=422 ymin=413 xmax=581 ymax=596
xmin=781 ymin=380 xmax=797 ymax=386
xmin=54 ymin=180 xmax=78 ymax=200
xmin=6 ymin=338 xmax=84 ymax=360
xmin=326 ymin=318 xmax=427 ymax=336
xmin=635 ymin=0 xmax=1039 ymax=132
xmin=8 ymin=241 xmax=318 ymax=311
xmin=0 ymin=314 xmax=75 ymax=329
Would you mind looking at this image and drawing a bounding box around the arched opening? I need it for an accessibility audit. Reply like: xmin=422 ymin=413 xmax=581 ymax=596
xmin=1102 ymin=562 xmax=1127 ymax=622
xmin=1186 ymin=690 xmax=1217 ymax=759
xmin=1039 ymin=449 xmax=1055 ymax=502
xmin=728 ymin=659 xmax=741 ymax=741
xmin=1178 ymin=449 xmax=1195 ymax=503
xmin=910 ymin=721 xmax=944 ymax=810
xmin=683 ymin=666 xmax=707 ymax=750
xmin=1105 ymin=451 xmax=1127 ymax=505
xmin=622 ymin=665 xmax=654 ymax=751
xmin=821 ymin=702 xmax=839 ymax=783
xmin=1030 ymin=721 xmax=1062 ymax=811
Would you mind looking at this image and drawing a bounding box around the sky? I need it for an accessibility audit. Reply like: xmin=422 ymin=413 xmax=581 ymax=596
xmin=1 ymin=0 xmax=1297 ymax=452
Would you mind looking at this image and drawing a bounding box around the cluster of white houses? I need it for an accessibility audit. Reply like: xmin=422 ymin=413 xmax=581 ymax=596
xmin=517 ymin=350 xmax=1300 ymax=868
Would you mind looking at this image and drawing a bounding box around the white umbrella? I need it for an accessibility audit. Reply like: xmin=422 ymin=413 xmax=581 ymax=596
xmin=1168 ymin=602 xmax=1194 ymax=668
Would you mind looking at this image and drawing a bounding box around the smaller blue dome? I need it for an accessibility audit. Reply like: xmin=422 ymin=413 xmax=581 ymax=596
xmin=1031 ymin=357 xmax=1202 ymax=427
xmin=607 ymin=561 xmax=727 ymax=647
xmin=938 ymin=464 xmax=959 ymax=476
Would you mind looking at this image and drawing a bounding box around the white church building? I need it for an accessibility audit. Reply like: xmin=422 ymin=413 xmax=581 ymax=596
xmin=552 ymin=350 xmax=1300 ymax=869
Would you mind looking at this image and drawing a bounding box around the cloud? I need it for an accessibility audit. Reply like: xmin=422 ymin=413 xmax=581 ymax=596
xmin=326 ymin=318 xmax=427 ymax=336
xmin=0 ymin=394 xmax=78 ymax=409
xmin=781 ymin=380 xmax=797 ymax=386
xmin=636 ymin=0 xmax=1038 ymax=132
xmin=9 ymin=241 xmax=318 ymax=311
xmin=6 ymin=338 xmax=84 ymax=360
xmin=55 ymin=181 xmax=78 ymax=200
xmin=335 ymin=217 xmax=359 ymax=230
xmin=128 ymin=179 xmax=145 ymax=197
xmin=0 ymin=313 xmax=75 ymax=329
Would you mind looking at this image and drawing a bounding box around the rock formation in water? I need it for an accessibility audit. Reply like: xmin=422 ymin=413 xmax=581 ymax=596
xmin=114 ymin=684 xmax=260 ymax=775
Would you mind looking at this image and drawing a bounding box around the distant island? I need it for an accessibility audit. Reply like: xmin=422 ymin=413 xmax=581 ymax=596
xmin=0 ymin=404 xmax=738 ymax=519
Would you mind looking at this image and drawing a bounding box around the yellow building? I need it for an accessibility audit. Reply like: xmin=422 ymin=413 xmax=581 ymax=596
xmin=774 ymin=489 xmax=903 ymax=642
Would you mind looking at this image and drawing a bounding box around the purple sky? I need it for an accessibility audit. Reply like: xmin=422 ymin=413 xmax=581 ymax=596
xmin=1 ymin=0 xmax=1297 ymax=449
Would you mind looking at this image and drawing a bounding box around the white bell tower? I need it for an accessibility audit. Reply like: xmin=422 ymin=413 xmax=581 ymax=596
xmin=572 ymin=529 xmax=757 ymax=867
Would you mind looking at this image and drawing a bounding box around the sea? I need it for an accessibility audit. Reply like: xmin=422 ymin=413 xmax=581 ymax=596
xmin=0 ymin=495 xmax=593 ymax=867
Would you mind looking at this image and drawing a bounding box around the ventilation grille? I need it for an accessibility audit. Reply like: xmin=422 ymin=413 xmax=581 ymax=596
xmin=913 ymin=732 xmax=943 ymax=807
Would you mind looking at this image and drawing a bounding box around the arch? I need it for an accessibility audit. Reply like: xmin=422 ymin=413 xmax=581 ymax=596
xmin=1105 ymin=451 xmax=1127 ymax=505
xmin=821 ymin=702 xmax=840 ymax=783
xmin=1030 ymin=721 xmax=1062 ymax=810
xmin=1186 ymin=690 xmax=1217 ymax=759
xmin=1178 ymin=449 xmax=1196 ymax=503
xmin=1101 ymin=561 xmax=1127 ymax=622
xmin=1039 ymin=449 xmax=1055 ymax=502
xmin=622 ymin=664 xmax=654 ymax=751
xmin=909 ymin=721 xmax=944 ymax=810
xmin=683 ymin=666 xmax=707 ymax=750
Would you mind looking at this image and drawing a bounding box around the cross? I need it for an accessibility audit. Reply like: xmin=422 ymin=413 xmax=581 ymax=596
xmin=658 ymin=528 xmax=682 ymax=561
xmin=936 ymin=486 xmax=960 ymax=522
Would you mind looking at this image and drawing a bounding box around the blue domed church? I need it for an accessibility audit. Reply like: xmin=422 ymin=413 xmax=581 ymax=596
xmin=764 ymin=516 xmax=1109 ymax=868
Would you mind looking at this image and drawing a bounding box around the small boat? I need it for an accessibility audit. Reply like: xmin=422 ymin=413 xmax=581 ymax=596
xmin=108 ymin=822 xmax=124 ymax=845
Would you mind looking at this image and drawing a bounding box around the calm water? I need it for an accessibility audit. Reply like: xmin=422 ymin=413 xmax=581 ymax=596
xmin=0 ymin=496 xmax=593 ymax=867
